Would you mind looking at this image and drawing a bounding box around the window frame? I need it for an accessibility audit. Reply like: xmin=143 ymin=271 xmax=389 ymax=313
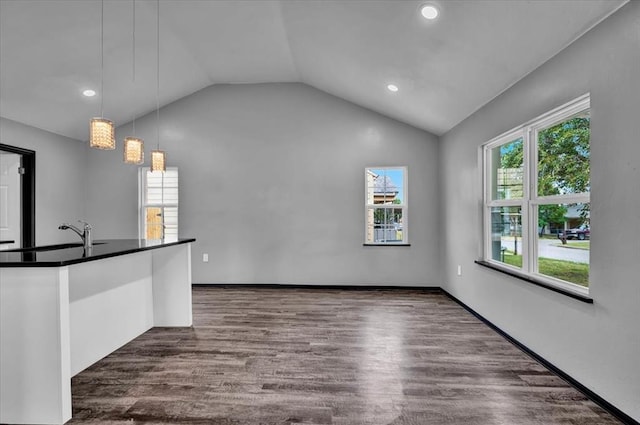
xmin=364 ymin=166 xmax=408 ymax=245
xmin=138 ymin=167 xmax=179 ymax=241
xmin=482 ymin=94 xmax=590 ymax=296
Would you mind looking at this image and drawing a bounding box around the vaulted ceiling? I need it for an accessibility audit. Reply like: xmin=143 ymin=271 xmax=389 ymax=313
xmin=0 ymin=0 xmax=627 ymax=141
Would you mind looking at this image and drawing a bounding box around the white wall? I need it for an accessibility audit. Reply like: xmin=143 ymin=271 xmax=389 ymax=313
xmin=0 ymin=117 xmax=87 ymax=245
xmin=86 ymin=83 xmax=441 ymax=286
xmin=439 ymin=2 xmax=639 ymax=421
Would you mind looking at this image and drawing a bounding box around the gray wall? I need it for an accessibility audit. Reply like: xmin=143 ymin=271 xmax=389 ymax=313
xmin=0 ymin=117 xmax=87 ymax=245
xmin=86 ymin=83 xmax=441 ymax=286
xmin=439 ymin=2 xmax=639 ymax=420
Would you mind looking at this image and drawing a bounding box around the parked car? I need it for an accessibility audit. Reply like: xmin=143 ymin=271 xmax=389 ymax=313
xmin=558 ymin=225 xmax=590 ymax=240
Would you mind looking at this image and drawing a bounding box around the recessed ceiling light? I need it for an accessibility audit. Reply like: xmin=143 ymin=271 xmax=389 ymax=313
xmin=387 ymin=84 xmax=399 ymax=92
xmin=83 ymin=89 xmax=96 ymax=97
xmin=420 ymin=4 xmax=439 ymax=20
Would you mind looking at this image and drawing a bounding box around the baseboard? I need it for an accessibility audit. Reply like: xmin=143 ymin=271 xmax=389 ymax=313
xmin=192 ymin=283 xmax=441 ymax=291
xmin=442 ymin=289 xmax=639 ymax=425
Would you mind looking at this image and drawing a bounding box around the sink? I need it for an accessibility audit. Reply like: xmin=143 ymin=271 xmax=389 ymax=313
xmin=4 ymin=242 xmax=105 ymax=252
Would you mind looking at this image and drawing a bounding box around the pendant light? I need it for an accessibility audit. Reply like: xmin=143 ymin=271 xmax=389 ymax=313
xmin=123 ymin=0 xmax=144 ymax=164
xmin=123 ymin=136 xmax=144 ymax=164
xmin=124 ymin=137 xmax=144 ymax=165
xmin=151 ymin=149 xmax=166 ymax=172
xmin=90 ymin=0 xmax=116 ymax=150
xmin=151 ymin=0 xmax=166 ymax=172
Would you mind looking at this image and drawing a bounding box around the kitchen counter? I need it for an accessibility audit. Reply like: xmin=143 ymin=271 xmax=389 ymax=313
xmin=0 ymin=238 xmax=196 ymax=267
xmin=0 ymin=238 xmax=195 ymax=425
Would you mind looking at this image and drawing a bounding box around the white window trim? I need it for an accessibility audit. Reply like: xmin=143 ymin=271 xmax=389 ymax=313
xmin=482 ymin=94 xmax=590 ymax=297
xmin=364 ymin=166 xmax=409 ymax=245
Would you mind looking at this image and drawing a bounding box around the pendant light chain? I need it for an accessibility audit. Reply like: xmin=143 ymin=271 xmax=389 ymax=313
xmin=150 ymin=0 xmax=166 ymax=172
xmin=100 ymin=0 xmax=104 ymax=119
xmin=158 ymin=1 xmax=165 ymax=201
xmin=90 ymin=0 xmax=115 ymax=150
xmin=131 ymin=0 xmax=137 ymax=136
xmin=159 ymin=3 xmax=164 ymax=210
xmin=132 ymin=0 xmax=136 ymax=84
xmin=156 ymin=0 xmax=160 ymax=152
xmin=132 ymin=0 xmax=136 ymax=132
xmin=123 ymin=0 xmax=144 ymax=164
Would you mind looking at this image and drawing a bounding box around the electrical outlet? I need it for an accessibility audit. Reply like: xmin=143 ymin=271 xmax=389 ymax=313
xmin=457 ymin=265 xmax=462 ymax=276
xmin=203 ymin=253 xmax=209 ymax=262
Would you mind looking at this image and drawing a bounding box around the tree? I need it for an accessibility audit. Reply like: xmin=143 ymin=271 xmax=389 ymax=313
xmin=500 ymin=117 xmax=590 ymax=196
xmin=373 ymin=205 xmax=402 ymax=225
xmin=538 ymin=204 xmax=567 ymax=235
xmin=500 ymin=117 xmax=590 ymax=231
xmin=500 ymin=139 xmax=523 ymax=170
xmin=537 ymin=116 xmax=590 ymax=196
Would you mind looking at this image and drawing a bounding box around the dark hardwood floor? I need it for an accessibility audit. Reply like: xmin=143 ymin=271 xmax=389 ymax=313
xmin=70 ymin=287 xmax=622 ymax=424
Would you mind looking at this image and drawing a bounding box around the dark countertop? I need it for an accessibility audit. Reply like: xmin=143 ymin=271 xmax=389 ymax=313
xmin=0 ymin=238 xmax=196 ymax=267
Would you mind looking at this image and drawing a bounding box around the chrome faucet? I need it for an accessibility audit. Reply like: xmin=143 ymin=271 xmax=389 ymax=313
xmin=58 ymin=221 xmax=92 ymax=248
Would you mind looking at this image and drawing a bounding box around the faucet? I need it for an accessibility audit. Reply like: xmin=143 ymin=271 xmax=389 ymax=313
xmin=58 ymin=221 xmax=92 ymax=249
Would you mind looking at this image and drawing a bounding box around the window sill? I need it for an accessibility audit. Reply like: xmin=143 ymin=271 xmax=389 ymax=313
xmin=363 ymin=243 xmax=411 ymax=247
xmin=474 ymin=260 xmax=593 ymax=303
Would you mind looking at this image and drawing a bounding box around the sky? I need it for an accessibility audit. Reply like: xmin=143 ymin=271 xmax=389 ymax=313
xmin=369 ymin=167 xmax=405 ymax=203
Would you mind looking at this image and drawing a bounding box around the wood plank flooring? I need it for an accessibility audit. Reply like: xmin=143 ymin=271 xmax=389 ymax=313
xmin=69 ymin=287 xmax=622 ymax=424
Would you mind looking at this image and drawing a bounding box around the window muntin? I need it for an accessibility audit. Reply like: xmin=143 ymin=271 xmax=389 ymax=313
xmin=483 ymin=95 xmax=590 ymax=292
xmin=140 ymin=167 xmax=178 ymax=241
xmin=365 ymin=167 xmax=407 ymax=244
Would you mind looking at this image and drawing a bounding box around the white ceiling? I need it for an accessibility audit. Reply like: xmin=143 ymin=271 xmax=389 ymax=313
xmin=0 ymin=0 xmax=627 ymax=141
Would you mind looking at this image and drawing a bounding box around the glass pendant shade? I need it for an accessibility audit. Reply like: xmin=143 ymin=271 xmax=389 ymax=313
xmin=151 ymin=150 xmax=166 ymax=172
xmin=123 ymin=137 xmax=144 ymax=164
xmin=89 ymin=118 xmax=116 ymax=150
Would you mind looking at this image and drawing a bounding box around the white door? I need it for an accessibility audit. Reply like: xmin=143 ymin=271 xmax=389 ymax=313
xmin=0 ymin=152 xmax=21 ymax=250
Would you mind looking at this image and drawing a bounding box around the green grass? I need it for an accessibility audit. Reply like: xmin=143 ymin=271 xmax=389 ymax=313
xmin=502 ymin=252 xmax=588 ymax=287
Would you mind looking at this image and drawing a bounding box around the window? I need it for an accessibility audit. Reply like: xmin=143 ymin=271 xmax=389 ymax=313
xmin=139 ymin=167 xmax=178 ymax=241
xmin=483 ymin=94 xmax=590 ymax=294
xmin=365 ymin=167 xmax=407 ymax=244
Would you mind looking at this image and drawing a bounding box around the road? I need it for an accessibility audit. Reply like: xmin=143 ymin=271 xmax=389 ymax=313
xmin=501 ymin=237 xmax=589 ymax=264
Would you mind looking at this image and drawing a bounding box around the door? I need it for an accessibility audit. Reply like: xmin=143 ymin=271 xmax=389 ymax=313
xmin=146 ymin=207 xmax=164 ymax=239
xmin=0 ymin=152 xmax=21 ymax=250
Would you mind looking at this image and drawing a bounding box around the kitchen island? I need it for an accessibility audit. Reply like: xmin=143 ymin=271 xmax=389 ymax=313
xmin=0 ymin=238 xmax=195 ymax=425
